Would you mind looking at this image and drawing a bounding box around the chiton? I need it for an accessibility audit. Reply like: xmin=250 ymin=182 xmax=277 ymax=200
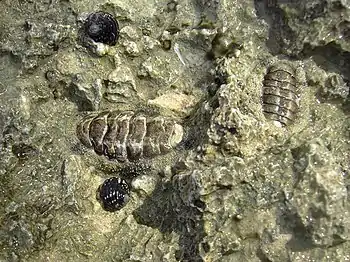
xmin=76 ymin=110 xmax=184 ymax=162
xmin=97 ymin=177 xmax=130 ymax=212
xmin=83 ymin=11 xmax=119 ymax=46
xmin=262 ymin=63 xmax=298 ymax=126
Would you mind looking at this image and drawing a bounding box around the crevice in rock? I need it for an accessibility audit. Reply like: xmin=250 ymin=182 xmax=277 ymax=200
xmin=253 ymin=0 xmax=297 ymax=56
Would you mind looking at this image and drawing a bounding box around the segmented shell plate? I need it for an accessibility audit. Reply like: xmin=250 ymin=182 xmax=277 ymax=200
xmin=262 ymin=63 xmax=298 ymax=126
xmin=77 ymin=110 xmax=184 ymax=161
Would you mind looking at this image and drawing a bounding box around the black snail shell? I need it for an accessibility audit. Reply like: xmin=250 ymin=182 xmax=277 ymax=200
xmin=262 ymin=63 xmax=298 ymax=126
xmin=97 ymin=177 xmax=130 ymax=212
xmin=76 ymin=110 xmax=184 ymax=162
xmin=84 ymin=11 xmax=119 ymax=46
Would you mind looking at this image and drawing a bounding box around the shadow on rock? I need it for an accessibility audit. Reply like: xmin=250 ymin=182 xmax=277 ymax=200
xmin=253 ymin=0 xmax=296 ymax=56
xmin=132 ymin=180 xmax=206 ymax=262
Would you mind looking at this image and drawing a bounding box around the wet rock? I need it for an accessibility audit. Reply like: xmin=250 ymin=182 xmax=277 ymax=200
xmin=1 ymin=13 xmax=73 ymax=72
xmin=137 ymin=50 xmax=183 ymax=88
xmin=91 ymin=42 xmax=111 ymax=57
xmin=172 ymin=171 xmax=202 ymax=209
xmin=120 ymin=25 xmax=139 ymax=41
xmin=61 ymin=156 xmax=83 ymax=213
xmin=68 ymin=75 xmax=102 ymax=111
xmin=60 ymin=154 xmax=101 ymax=215
xmin=237 ymin=208 xmax=276 ymax=239
xmin=104 ymin=66 xmax=136 ymax=103
xmin=288 ymin=139 xmax=350 ymax=247
xmin=123 ymin=41 xmax=140 ymax=57
xmin=11 ymin=143 xmax=39 ymax=160
xmin=142 ymin=35 xmax=159 ymax=51
xmin=119 ymin=25 xmax=141 ymax=57
xmin=259 ymin=233 xmax=292 ymax=262
xmin=209 ymin=31 xmax=243 ymax=59
xmin=289 ymin=241 xmax=350 ymax=261
xmin=131 ymin=174 xmax=158 ymax=197
xmin=26 ymin=22 xmax=71 ymax=52
xmin=256 ymin=0 xmax=350 ymax=55
xmin=194 ymin=0 xmax=220 ymax=23
xmin=207 ymin=81 xmax=270 ymax=157
xmin=169 ymin=156 xmax=281 ymax=261
xmin=6 ymin=220 xmax=34 ymax=255
xmin=1 ymin=0 xmax=350 ymax=260
xmin=159 ymin=30 xmax=172 ymax=50
xmin=148 ymin=91 xmax=196 ymax=114
xmin=318 ymin=74 xmax=349 ymax=103
xmin=0 ymin=111 xmax=5 ymax=143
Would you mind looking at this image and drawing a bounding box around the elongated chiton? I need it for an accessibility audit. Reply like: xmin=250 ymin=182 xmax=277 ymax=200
xmin=262 ymin=63 xmax=298 ymax=126
xmin=76 ymin=110 xmax=184 ymax=162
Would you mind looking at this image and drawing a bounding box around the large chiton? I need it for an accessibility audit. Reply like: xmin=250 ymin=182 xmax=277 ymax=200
xmin=262 ymin=63 xmax=298 ymax=126
xmin=76 ymin=110 xmax=184 ymax=162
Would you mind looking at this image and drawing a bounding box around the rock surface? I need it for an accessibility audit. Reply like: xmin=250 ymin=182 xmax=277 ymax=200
xmin=0 ymin=0 xmax=349 ymax=261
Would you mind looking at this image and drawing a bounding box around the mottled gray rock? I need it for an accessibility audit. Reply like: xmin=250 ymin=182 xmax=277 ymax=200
xmin=170 ymin=150 xmax=294 ymax=261
xmin=0 ymin=2 xmax=75 ymax=72
xmin=69 ymin=75 xmax=102 ymax=111
xmin=288 ymin=139 xmax=350 ymax=246
xmin=289 ymin=241 xmax=350 ymax=261
xmin=137 ymin=50 xmax=184 ymax=88
xmin=318 ymin=74 xmax=349 ymax=103
xmin=1 ymin=0 xmax=350 ymax=261
xmin=61 ymin=156 xmax=84 ymax=213
xmin=1 ymin=220 xmax=34 ymax=256
xmin=206 ymin=79 xmax=271 ymax=157
xmin=119 ymin=25 xmax=141 ymax=57
xmin=255 ymin=0 xmax=350 ymax=55
xmin=259 ymin=233 xmax=292 ymax=262
xmin=104 ymin=66 xmax=137 ymax=103
xmin=131 ymin=174 xmax=158 ymax=197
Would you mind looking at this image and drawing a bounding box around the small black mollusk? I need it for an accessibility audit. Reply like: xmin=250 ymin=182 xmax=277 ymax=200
xmin=84 ymin=11 xmax=119 ymax=46
xmin=97 ymin=177 xmax=130 ymax=212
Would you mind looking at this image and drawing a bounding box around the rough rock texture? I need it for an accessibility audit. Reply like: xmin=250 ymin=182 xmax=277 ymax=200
xmin=0 ymin=0 xmax=350 ymax=261
xmin=255 ymin=0 xmax=350 ymax=55
xmin=288 ymin=139 xmax=350 ymax=247
xmin=255 ymin=0 xmax=350 ymax=108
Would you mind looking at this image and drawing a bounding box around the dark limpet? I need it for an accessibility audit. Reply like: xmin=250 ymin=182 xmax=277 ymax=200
xmin=84 ymin=11 xmax=119 ymax=46
xmin=97 ymin=177 xmax=130 ymax=212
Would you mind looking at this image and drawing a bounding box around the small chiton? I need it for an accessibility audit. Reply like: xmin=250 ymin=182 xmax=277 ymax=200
xmin=83 ymin=11 xmax=119 ymax=46
xmin=262 ymin=63 xmax=298 ymax=126
xmin=76 ymin=110 xmax=184 ymax=162
xmin=97 ymin=177 xmax=130 ymax=212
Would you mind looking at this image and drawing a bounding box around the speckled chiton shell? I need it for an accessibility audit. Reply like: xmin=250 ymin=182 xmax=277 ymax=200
xmin=97 ymin=177 xmax=130 ymax=212
xmin=83 ymin=11 xmax=119 ymax=46
xmin=262 ymin=63 xmax=298 ymax=126
xmin=76 ymin=110 xmax=184 ymax=161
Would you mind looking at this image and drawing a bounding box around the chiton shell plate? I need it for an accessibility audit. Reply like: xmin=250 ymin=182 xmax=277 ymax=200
xmin=77 ymin=110 xmax=184 ymax=162
xmin=262 ymin=63 xmax=298 ymax=126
